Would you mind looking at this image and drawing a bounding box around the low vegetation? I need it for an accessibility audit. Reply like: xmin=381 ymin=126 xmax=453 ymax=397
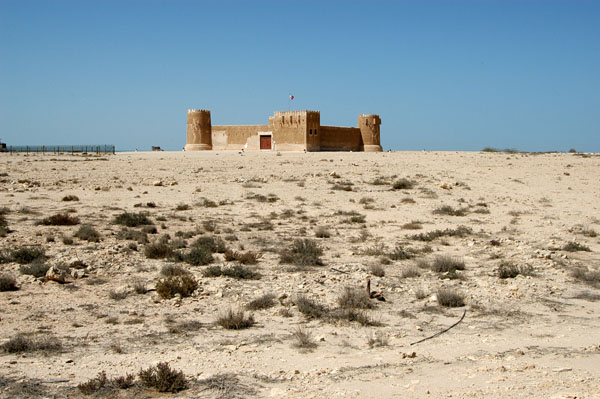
xmin=430 ymin=256 xmax=466 ymax=273
xmin=216 ymin=308 xmax=256 ymax=330
xmin=0 ymin=274 xmax=18 ymax=291
xmin=39 ymin=213 xmax=80 ymax=226
xmin=10 ymin=246 xmax=45 ymax=264
xmin=437 ymin=288 xmax=465 ymax=307
xmin=280 ymin=239 xmax=324 ymax=266
xmin=563 ymin=241 xmax=591 ymax=252
xmin=2 ymin=334 xmax=62 ymax=353
xmin=156 ymin=275 xmax=198 ymax=299
xmin=114 ymin=212 xmax=153 ymax=227
xmin=246 ymin=294 xmax=276 ymax=310
xmin=409 ymin=226 xmax=472 ymax=242
xmin=74 ymin=224 xmax=101 ymax=242
xmin=202 ymin=265 xmax=261 ymax=280
xmin=139 ymin=362 xmax=188 ymax=393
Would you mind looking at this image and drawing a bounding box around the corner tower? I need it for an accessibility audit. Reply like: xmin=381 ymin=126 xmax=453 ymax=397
xmin=185 ymin=109 xmax=212 ymax=151
xmin=358 ymin=114 xmax=382 ymax=152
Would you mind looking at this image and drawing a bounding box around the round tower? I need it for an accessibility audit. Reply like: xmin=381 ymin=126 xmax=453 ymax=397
xmin=358 ymin=114 xmax=382 ymax=152
xmin=185 ymin=109 xmax=212 ymax=151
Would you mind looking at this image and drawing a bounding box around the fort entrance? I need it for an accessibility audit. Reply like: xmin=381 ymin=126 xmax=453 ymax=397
xmin=259 ymin=135 xmax=272 ymax=150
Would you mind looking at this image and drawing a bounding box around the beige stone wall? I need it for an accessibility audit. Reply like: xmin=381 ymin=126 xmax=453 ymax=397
xmin=211 ymin=125 xmax=268 ymax=150
xmin=319 ymin=126 xmax=362 ymax=151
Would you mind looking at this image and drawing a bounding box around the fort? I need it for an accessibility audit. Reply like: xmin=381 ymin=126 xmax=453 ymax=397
xmin=185 ymin=110 xmax=382 ymax=152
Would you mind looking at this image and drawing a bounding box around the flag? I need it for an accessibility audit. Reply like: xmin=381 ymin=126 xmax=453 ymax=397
xmin=289 ymin=95 xmax=294 ymax=100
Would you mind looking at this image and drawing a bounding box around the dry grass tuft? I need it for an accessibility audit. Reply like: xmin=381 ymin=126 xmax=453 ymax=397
xmin=291 ymin=327 xmax=317 ymax=349
xmin=337 ymin=287 xmax=373 ymax=309
xmin=0 ymin=274 xmax=18 ymax=291
xmin=216 ymin=308 xmax=256 ymax=330
xmin=280 ymin=239 xmax=324 ymax=266
xmin=2 ymin=334 xmax=62 ymax=353
xmin=295 ymin=295 xmax=328 ymax=319
xmin=246 ymin=294 xmax=276 ymax=310
xmin=437 ymin=288 xmax=465 ymax=307
xmin=430 ymin=256 xmax=465 ymax=273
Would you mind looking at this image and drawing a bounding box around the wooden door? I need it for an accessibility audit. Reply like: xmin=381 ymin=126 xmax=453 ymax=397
xmin=260 ymin=135 xmax=271 ymax=150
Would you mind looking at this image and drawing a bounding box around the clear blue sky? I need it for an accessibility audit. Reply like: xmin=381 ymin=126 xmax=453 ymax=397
xmin=1 ymin=0 xmax=599 ymax=152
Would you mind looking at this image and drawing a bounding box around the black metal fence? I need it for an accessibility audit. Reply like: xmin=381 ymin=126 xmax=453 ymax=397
xmin=2 ymin=145 xmax=115 ymax=154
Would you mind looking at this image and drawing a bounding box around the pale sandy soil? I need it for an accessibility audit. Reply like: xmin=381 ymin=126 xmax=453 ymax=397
xmin=0 ymin=150 xmax=599 ymax=398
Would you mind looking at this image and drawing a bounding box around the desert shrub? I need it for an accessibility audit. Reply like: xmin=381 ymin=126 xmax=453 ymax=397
xmin=19 ymin=261 xmax=50 ymax=278
xmin=315 ymin=226 xmax=331 ymax=238
xmin=201 ymin=265 xmax=260 ymax=280
xmin=414 ymin=288 xmax=428 ymax=299
xmin=39 ymin=213 xmax=80 ymax=226
xmin=367 ymin=331 xmax=389 ymax=348
xmin=202 ymin=265 xmax=224 ymax=277
xmin=138 ymin=362 xmax=187 ymax=393
xmin=74 ymin=224 xmax=101 ymax=242
xmin=77 ymin=371 xmax=108 ymax=394
xmin=332 ymin=309 xmax=381 ymax=326
xmin=175 ymin=203 xmax=190 ymax=211
xmin=224 ymin=249 xmax=260 ymax=265
xmin=160 ymin=264 xmax=189 ymax=277
xmin=433 ymin=205 xmax=468 ymax=216
xmin=133 ymin=281 xmax=147 ymax=294
xmin=109 ymin=289 xmax=128 ymax=301
xmin=280 ymin=239 xmax=324 ymax=266
xmin=246 ymin=294 xmax=276 ymax=310
xmin=2 ymin=334 xmax=61 ymax=353
xmin=563 ymin=242 xmax=591 ymax=252
xmin=223 ymin=265 xmax=261 ymax=280
xmin=437 ymin=288 xmax=465 ymax=307
xmin=113 ymin=374 xmax=135 ymax=389
xmin=346 ymin=214 xmax=366 ymax=224
xmin=114 ymin=212 xmax=153 ymax=227
xmin=202 ymin=219 xmax=216 ymax=232
xmin=570 ymin=268 xmax=600 ymax=286
xmin=62 ymin=195 xmax=79 ymax=202
xmin=216 ymin=308 xmax=255 ymax=330
xmin=156 ymin=275 xmax=198 ymax=299
xmin=392 ymin=178 xmax=414 ymax=190
xmin=10 ymin=246 xmax=45 ymax=264
xmin=291 ymin=327 xmax=317 ymax=349
xmin=295 ymin=295 xmax=328 ymax=318
xmin=388 ymin=244 xmax=414 ymax=260
xmin=497 ymin=262 xmax=534 ymax=279
xmin=141 ymin=225 xmax=158 ymax=234
xmin=184 ymin=247 xmax=214 ymax=265
xmin=369 ymin=263 xmax=385 ymax=277
xmin=117 ymin=228 xmax=148 ymax=243
xmin=482 ymin=147 xmax=500 ymax=152
xmin=337 ymin=287 xmax=373 ymax=309
xmin=401 ymin=266 xmax=421 ymax=278
xmin=0 ymin=274 xmax=18 ymax=291
xmin=431 ymin=256 xmax=465 ymax=273
xmin=402 ymin=220 xmax=422 ymax=230
xmin=409 ymin=226 xmax=472 ymax=242
xmin=192 ymin=236 xmax=220 ymax=252
xmin=0 ymin=215 xmax=9 ymax=237
xmin=144 ymin=241 xmax=174 ymax=259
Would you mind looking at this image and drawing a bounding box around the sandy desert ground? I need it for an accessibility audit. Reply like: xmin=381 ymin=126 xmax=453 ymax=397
xmin=0 ymin=150 xmax=599 ymax=398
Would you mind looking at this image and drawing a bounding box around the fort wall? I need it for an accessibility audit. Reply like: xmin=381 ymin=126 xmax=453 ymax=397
xmin=319 ymin=126 xmax=362 ymax=151
xmin=184 ymin=109 xmax=382 ymax=152
xmin=211 ymin=125 xmax=268 ymax=150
